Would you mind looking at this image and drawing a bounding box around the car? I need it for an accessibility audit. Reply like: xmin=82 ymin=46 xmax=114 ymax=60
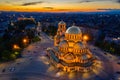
xmin=10 ymin=67 xmax=15 ymax=72
xmin=114 ymin=75 xmax=120 ymax=80
xmin=27 ymin=50 xmax=30 ymax=52
xmin=9 ymin=67 xmax=11 ymax=69
xmin=33 ymin=51 xmax=36 ymax=53
xmin=2 ymin=69 xmax=5 ymax=72
xmin=16 ymin=63 xmax=20 ymax=65
xmin=113 ymin=73 xmax=120 ymax=80
xmin=116 ymin=71 xmax=120 ymax=74
xmin=11 ymin=67 xmax=15 ymax=72
xmin=43 ymin=48 xmax=46 ymax=50
xmin=104 ymin=53 xmax=107 ymax=55
xmin=109 ymin=56 xmax=112 ymax=58
xmin=117 ymin=61 xmax=120 ymax=65
xmin=29 ymin=57 xmax=32 ymax=60
xmin=93 ymin=48 xmax=96 ymax=50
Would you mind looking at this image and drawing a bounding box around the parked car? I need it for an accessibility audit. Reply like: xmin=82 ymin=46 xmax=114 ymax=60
xmin=117 ymin=61 xmax=120 ymax=65
xmin=9 ymin=67 xmax=15 ymax=72
xmin=113 ymin=72 xmax=120 ymax=80
xmin=11 ymin=67 xmax=15 ymax=72
xmin=2 ymin=69 xmax=5 ymax=72
xmin=116 ymin=71 xmax=120 ymax=74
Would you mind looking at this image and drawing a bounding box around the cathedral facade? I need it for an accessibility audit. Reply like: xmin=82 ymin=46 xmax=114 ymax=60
xmin=46 ymin=21 xmax=100 ymax=73
xmin=54 ymin=21 xmax=66 ymax=46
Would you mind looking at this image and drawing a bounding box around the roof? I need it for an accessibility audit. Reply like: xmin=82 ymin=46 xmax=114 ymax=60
xmin=58 ymin=21 xmax=66 ymax=24
xmin=66 ymin=26 xmax=81 ymax=34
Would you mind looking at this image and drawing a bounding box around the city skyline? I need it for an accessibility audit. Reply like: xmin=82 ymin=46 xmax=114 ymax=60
xmin=0 ymin=0 xmax=120 ymax=12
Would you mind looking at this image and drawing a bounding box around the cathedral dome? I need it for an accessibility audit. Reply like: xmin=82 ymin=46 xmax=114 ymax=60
xmin=66 ymin=26 xmax=81 ymax=34
xmin=81 ymin=54 xmax=89 ymax=60
xmin=59 ymin=40 xmax=68 ymax=48
xmin=74 ymin=42 xmax=84 ymax=49
xmin=58 ymin=40 xmax=69 ymax=53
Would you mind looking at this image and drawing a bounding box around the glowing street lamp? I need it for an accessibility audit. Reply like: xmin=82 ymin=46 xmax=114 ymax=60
xmin=23 ymin=38 xmax=27 ymax=43
xmin=83 ymin=35 xmax=89 ymax=41
xmin=13 ymin=44 xmax=20 ymax=49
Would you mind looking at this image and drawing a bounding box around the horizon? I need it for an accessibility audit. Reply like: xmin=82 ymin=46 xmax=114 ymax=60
xmin=0 ymin=0 xmax=120 ymax=12
xmin=0 ymin=9 xmax=120 ymax=13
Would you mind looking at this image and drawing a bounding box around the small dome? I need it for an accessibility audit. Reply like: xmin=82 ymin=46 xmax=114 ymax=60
xmin=59 ymin=40 xmax=68 ymax=48
xmin=66 ymin=26 xmax=81 ymax=34
xmin=58 ymin=21 xmax=66 ymax=24
xmin=81 ymin=54 xmax=89 ymax=60
xmin=64 ymin=53 xmax=75 ymax=60
xmin=74 ymin=42 xmax=84 ymax=49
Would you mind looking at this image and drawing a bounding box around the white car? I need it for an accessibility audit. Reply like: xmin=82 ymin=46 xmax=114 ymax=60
xmin=113 ymin=72 xmax=120 ymax=80
xmin=9 ymin=67 xmax=15 ymax=72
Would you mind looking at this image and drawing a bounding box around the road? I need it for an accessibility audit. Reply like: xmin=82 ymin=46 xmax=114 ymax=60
xmin=89 ymin=44 xmax=120 ymax=73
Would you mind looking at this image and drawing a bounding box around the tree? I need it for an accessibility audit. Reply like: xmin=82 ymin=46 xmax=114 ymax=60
xmin=1 ymin=50 xmax=16 ymax=61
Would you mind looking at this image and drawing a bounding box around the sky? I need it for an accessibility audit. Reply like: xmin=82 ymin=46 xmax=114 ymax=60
xmin=0 ymin=0 xmax=120 ymax=12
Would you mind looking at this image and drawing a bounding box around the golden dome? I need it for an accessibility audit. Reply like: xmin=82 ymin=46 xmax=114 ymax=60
xmin=59 ymin=40 xmax=68 ymax=48
xmin=47 ymin=21 xmax=100 ymax=73
xmin=66 ymin=26 xmax=81 ymax=34
xmin=73 ymin=42 xmax=84 ymax=49
xmin=58 ymin=40 xmax=69 ymax=53
xmin=81 ymin=54 xmax=89 ymax=60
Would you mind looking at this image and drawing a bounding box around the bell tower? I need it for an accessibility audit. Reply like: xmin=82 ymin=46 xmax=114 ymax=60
xmin=58 ymin=21 xmax=66 ymax=36
xmin=54 ymin=21 xmax=66 ymax=46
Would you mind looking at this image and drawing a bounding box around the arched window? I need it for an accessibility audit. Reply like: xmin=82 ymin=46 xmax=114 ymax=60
xmin=81 ymin=49 xmax=83 ymax=53
xmin=70 ymin=35 xmax=71 ymax=39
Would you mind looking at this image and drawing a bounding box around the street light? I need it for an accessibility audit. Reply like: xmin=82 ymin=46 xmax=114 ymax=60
xmin=83 ymin=35 xmax=89 ymax=41
xmin=23 ymin=38 xmax=27 ymax=43
xmin=13 ymin=44 xmax=20 ymax=49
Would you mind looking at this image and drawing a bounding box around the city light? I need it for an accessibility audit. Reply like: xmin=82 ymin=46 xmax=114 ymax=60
xmin=23 ymin=38 xmax=28 ymax=43
xmin=83 ymin=35 xmax=89 ymax=41
xmin=0 ymin=3 xmax=119 ymax=80
xmin=13 ymin=44 xmax=20 ymax=49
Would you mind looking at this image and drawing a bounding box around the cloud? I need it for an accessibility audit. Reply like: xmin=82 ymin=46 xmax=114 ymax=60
xmin=21 ymin=1 xmax=44 ymax=6
xmin=78 ymin=0 xmax=120 ymax=3
xmin=57 ymin=9 xmax=72 ymax=11
xmin=43 ymin=7 xmax=54 ymax=9
xmin=117 ymin=0 xmax=120 ymax=3
xmin=97 ymin=8 xmax=120 ymax=10
xmin=78 ymin=0 xmax=92 ymax=3
xmin=5 ymin=1 xmax=10 ymax=3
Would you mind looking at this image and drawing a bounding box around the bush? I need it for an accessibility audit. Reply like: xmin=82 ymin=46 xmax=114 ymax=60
xmin=32 ymin=36 xmax=41 ymax=42
xmin=1 ymin=50 xmax=16 ymax=61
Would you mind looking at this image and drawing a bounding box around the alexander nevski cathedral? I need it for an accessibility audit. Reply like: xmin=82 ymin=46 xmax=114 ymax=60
xmin=46 ymin=21 xmax=102 ymax=73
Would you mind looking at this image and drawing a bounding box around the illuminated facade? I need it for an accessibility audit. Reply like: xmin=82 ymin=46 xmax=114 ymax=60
xmin=47 ymin=21 xmax=99 ymax=73
xmin=54 ymin=21 xmax=66 ymax=46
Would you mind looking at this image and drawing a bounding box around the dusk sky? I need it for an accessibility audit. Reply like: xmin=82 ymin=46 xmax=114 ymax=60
xmin=0 ymin=0 xmax=120 ymax=12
